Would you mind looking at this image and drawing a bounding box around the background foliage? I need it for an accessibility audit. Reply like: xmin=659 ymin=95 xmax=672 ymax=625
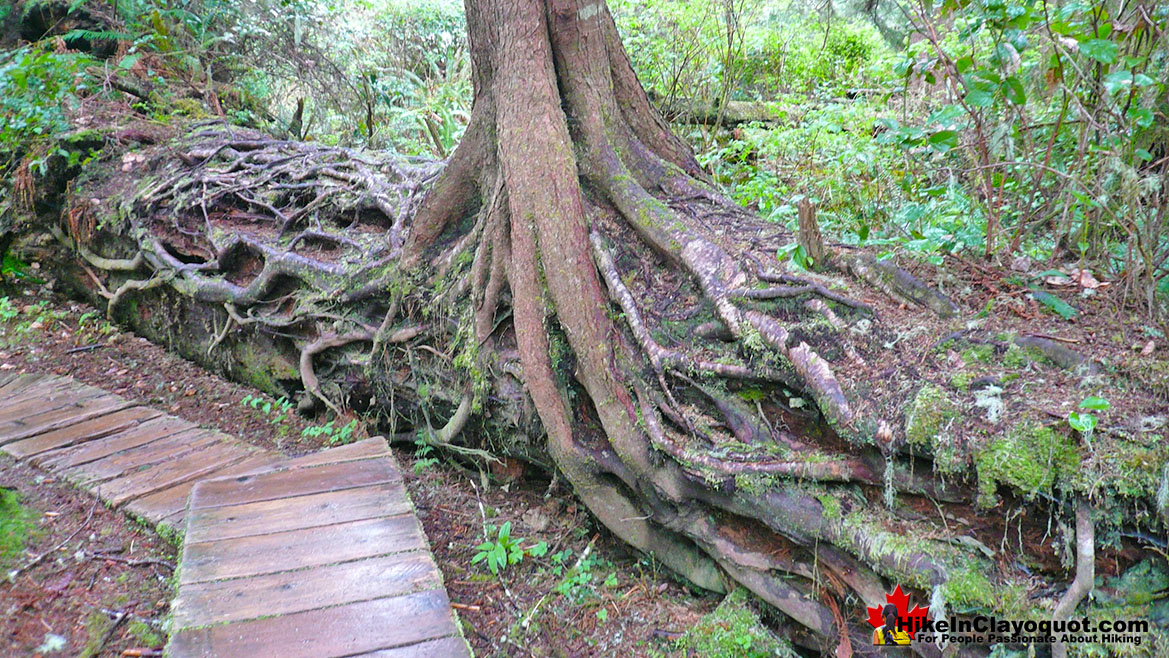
xmin=0 ymin=0 xmax=1166 ymax=314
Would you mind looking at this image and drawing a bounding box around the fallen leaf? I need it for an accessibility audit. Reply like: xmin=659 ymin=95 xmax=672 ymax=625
xmin=1141 ymin=340 xmax=1156 ymax=356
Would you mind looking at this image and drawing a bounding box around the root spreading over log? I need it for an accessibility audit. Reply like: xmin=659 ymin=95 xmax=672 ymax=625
xmin=10 ymin=2 xmax=1167 ymax=656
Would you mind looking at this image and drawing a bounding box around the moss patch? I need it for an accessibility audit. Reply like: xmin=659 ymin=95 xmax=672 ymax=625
xmin=674 ymin=588 xmax=798 ymax=658
xmin=974 ymin=423 xmax=1080 ymax=506
xmin=905 ymin=384 xmax=958 ymax=447
xmin=942 ymin=562 xmax=1029 ymax=616
xmin=0 ymin=487 xmax=36 ymax=569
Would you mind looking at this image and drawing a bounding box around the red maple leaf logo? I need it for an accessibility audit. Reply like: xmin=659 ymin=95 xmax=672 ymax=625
xmin=866 ymin=585 xmax=931 ymax=636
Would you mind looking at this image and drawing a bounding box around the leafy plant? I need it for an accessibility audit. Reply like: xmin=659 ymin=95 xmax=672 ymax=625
xmin=241 ymin=394 xmax=294 ymax=425
xmin=471 ymin=521 xmax=547 ymax=576
xmin=0 ymin=297 xmax=17 ymax=322
xmin=412 ymin=436 xmax=439 ymax=474
xmin=301 ymin=418 xmax=359 ymax=446
xmin=1068 ymin=396 xmax=1110 ymax=449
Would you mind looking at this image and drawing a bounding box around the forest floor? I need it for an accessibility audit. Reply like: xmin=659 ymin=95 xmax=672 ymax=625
xmin=0 ymin=280 xmax=719 ymax=657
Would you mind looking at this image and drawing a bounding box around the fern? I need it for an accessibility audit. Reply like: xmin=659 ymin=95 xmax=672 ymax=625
xmin=62 ymin=28 xmax=133 ymax=44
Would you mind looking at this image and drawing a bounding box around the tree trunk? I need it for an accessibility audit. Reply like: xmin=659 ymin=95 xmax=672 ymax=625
xmin=11 ymin=1 xmax=1163 ymax=656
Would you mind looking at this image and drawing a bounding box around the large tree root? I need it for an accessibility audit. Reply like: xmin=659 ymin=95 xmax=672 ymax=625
xmin=20 ymin=3 xmax=1164 ymax=656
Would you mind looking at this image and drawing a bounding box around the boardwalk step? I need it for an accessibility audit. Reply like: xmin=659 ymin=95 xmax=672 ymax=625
xmin=0 ymin=374 xmax=468 ymax=658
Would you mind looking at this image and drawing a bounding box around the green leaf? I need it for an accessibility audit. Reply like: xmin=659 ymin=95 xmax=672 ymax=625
xmin=965 ymin=88 xmax=994 ymax=108
xmin=1068 ymin=411 xmax=1097 ymax=434
xmin=1079 ymin=396 xmax=1110 ymax=411
xmin=529 ymin=541 xmax=548 ymax=557
xmin=117 ymin=53 xmax=141 ymax=70
xmin=955 ymin=55 xmax=974 ymax=73
xmin=1102 ymin=70 xmax=1132 ymax=94
xmin=1001 ymin=76 xmax=1026 ymax=105
xmin=1031 ymin=291 xmax=1077 ymax=320
xmin=1078 ymin=39 xmax=1118 ymax=64
xmin=928 ymin=130 xmax=959 ymax=152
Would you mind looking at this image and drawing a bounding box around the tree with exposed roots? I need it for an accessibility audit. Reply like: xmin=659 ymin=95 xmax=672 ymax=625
xmin=14 ymin=1 xmax=1167 ymax=656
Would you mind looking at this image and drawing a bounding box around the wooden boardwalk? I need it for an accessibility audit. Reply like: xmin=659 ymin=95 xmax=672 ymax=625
xmin=0 ymin=372 xmax=470 ymax=658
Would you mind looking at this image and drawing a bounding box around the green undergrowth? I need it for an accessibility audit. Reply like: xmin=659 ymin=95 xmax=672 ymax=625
xmin=671 ymin=587 xmax=798 ymax=658
xmin=0 ymin=485 xmax=36 ymax=571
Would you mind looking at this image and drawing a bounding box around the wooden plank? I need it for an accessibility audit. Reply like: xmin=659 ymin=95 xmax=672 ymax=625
xmin=3 ymin=406 xmax=161 ymax=459
xmin=0 ymin=372 xmax=18 ymax=390
xmin=100 ymin=439 xmax=256 ymax=507
xmin=37 ymin=415 xmax=197 ymax=470
xmin=166 ymin=590 xmax=459 ymax=658
xmin=171 ymin=550 xmax=442 ymax=629
xmin=225 ymin=437 xmax=390 ymax=479
xmin=0 ymin=375 xmax=94 ymax=409
xmin=189 ymin=458 xmax=401 ymax=511
xmin=64 ymin=429 xmax=219 ymax=485
xmin=179 ymin=515 xmax=426 ymax=585
xmin=0 ymin=372 xmax=52 ymax=398
xmin=0 ymin=382 xmax=99 ymax=424
xmin=358 ymin=637 xmax=470 ymax=658
xmin=0 ymin=395 xmax=134 ymax=445
xmin=124 ymin=454 xmax=285 ymax=524
xmin=185 ymin=482 xmax=411 ymax=544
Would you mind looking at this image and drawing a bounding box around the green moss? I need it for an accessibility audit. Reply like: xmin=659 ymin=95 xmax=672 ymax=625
xmin=817 ymin=491 xmax=842 ymax=521
xmin=949 ymin=372 xmax=973 ymax=392
xmin=126 ymin=620 xmax=164 ymax=648
xmin=1001 ymin=343 xmax=1031 ymax=368
xmin=904 ymin=384 xmax=958 ymax=447
xmin=943 ymin=562 xmax=1029 ymax=616
xmin=974 ymin=423 xmax=1080 ymax=507
xmin=961 ymin=344 xmax=994 ymax=365
xmin=840 ymin=510 xmax=937 ymax=589
xmin=733 ymin=472 xmax=780 ymax=496
xmin=0 ymin=487 xmax=36 ymax=569
xmin=675 ymin=588 xmax=798 ymax=658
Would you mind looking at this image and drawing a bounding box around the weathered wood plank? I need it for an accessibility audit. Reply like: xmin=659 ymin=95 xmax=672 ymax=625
xmin=2 ymin=406 xmax=161 ymax=459
xmin=0 ymin=382 xmax=102 ymax=425
xmin=100 ymin=440 xmax=256 ymax=507
xmin=35 ymin=415 xmax=196 ymax=470
xmin=0 ymin=395 xmax=135 ymax=445
xmin=64 ymin=429 xmax=219 ymax=485
xmin=0 ymin=372 xmax=53 ymax=399
xmin=166 ymin=590 xmax=460 ymax=658
xmin=222 ymin=436 xmax=390 ymax=480
xmin=179 ymin=515 xmax=427 ymax=585
xmin=188 ymin=458 xmax=401 ymax=511
xmin=171 ymin=550 xmax=442 ymax=629
xmin=125 ymin=454 xmax=285 ymax=524
xmin=357 ymin=637 xmax=471 ymax=658
xmin=184 ymin=482 xmax=411 ymax=544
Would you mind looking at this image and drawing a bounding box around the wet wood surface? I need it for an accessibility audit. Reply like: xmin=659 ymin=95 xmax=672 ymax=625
xmin=0 ymin=373 xmax=469 ymax=657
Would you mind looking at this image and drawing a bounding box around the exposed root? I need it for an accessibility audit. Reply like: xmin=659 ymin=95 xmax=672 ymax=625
xmin=1051 ymin=500 xmax=1094 ymax=658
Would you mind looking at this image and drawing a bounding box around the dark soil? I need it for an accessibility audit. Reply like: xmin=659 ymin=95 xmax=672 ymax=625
xmin=0 ymin=455 xmax=175 ymax=658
